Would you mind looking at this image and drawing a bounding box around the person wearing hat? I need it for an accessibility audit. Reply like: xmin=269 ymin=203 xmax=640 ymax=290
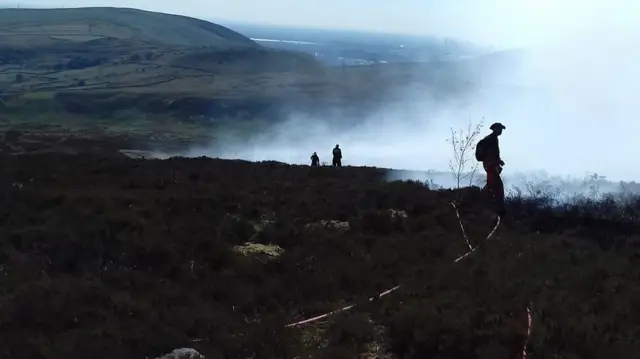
xmin=476 ymin=122 xmax=506 ymax=216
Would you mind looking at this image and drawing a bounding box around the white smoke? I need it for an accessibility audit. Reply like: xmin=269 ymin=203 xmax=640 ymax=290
xmin=181 ymin=0 xmax=640 ymax=197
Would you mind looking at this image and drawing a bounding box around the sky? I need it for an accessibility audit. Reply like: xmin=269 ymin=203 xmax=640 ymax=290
xmin=15 ymin=0 xmax=640 ymax=48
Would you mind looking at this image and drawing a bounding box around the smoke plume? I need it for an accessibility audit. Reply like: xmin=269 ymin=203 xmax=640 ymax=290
xmin=184 ymin=0 xmax=640 ymax=197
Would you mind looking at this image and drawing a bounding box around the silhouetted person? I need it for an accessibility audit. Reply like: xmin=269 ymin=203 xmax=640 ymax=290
xmin=310 ymin=152 xmax=319 ymax=166
xmin=475 ymin=122 xmax=506 ymax=217
xmin=332 ymin=144 xmax=342 ymax=167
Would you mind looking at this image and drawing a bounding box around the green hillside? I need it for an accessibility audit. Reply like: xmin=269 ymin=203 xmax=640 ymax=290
xmin=0 ymin=7 xmax=473 ymax=143
xmin=0 ymin=6 xmax=325 ymax=129
xmin=0 ymin=7 xmax=258 ymax=47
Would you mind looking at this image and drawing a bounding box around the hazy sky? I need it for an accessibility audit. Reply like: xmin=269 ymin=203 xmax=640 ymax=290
xmin=17 ymin=0 xmax=640 ymax=48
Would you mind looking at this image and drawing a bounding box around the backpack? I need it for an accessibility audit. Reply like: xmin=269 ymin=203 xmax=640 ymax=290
xmin=475 ymin=137 xmax=487 ymax=162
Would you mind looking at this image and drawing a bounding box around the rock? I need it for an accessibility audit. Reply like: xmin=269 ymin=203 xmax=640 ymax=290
xmin=233 ymin=242 xmax=284 ymax=257
xmin=153 ymin=348 xmax=205 ymax=359
xmin=388 ymin=209 xmax=408 ymax=219
xmin=304 ymin=220 xmax=350 ymax=232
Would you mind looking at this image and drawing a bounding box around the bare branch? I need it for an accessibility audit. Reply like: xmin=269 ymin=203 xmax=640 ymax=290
xmin=447 ymin=118 xmax=485 ymax=192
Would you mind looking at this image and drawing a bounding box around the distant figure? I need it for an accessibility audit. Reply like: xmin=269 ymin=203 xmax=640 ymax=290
xmin=332 ymin=144 xmax=342 ymax=167
xmin=310 ymin=152 xmax=320 ymax=167
xmin=475 ymin=122 xmax=506 ymax=217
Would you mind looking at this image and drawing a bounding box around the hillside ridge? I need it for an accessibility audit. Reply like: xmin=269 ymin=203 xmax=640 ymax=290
xmin=0 ymin=6 xmax=258 ymax=47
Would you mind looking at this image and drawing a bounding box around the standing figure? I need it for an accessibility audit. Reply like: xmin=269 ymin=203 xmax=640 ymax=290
xmin=475 ymin=122 xmax=506 ymax=216
xmin=310 ymin=152 xmax=320 ymax=166
xmin=332 ymin=144 xmax=342 ymax=167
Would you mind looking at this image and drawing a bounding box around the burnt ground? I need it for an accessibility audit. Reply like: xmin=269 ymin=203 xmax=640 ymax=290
xmin=1 ymin=137 xmax=640 ymax=359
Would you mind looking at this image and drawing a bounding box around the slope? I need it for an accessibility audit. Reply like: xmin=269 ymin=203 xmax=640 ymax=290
xmin=0 ymin=7 xmax=258 ymax=47
xmin=0 ymin=144 xmax=639 ymax=359
xmin=0 ymin=7 xmax=328 ymax=130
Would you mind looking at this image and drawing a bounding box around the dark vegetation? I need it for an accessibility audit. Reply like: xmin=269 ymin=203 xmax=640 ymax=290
xmin=1 ymin=137 xmax=640 ymax=359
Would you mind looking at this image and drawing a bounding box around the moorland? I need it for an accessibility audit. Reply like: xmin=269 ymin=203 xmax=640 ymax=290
xmin=1 ymin=6 xmax=638 ymax=359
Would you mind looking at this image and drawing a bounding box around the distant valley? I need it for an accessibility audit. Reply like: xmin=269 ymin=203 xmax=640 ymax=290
xmin=216 ymin=20 xmax=494 ymax=67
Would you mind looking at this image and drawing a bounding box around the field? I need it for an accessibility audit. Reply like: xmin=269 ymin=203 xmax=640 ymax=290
xmin=1 ymin=135 xmax=640 ymax=359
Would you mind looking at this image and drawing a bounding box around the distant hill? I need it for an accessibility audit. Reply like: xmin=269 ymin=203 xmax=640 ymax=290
xmin=461 ymin=49 xmax=526 ymax=70
xmin=448 ymin=48 xmax=528 ymax=86
xmin=0 ymin=7 xmax=258 ymax=48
